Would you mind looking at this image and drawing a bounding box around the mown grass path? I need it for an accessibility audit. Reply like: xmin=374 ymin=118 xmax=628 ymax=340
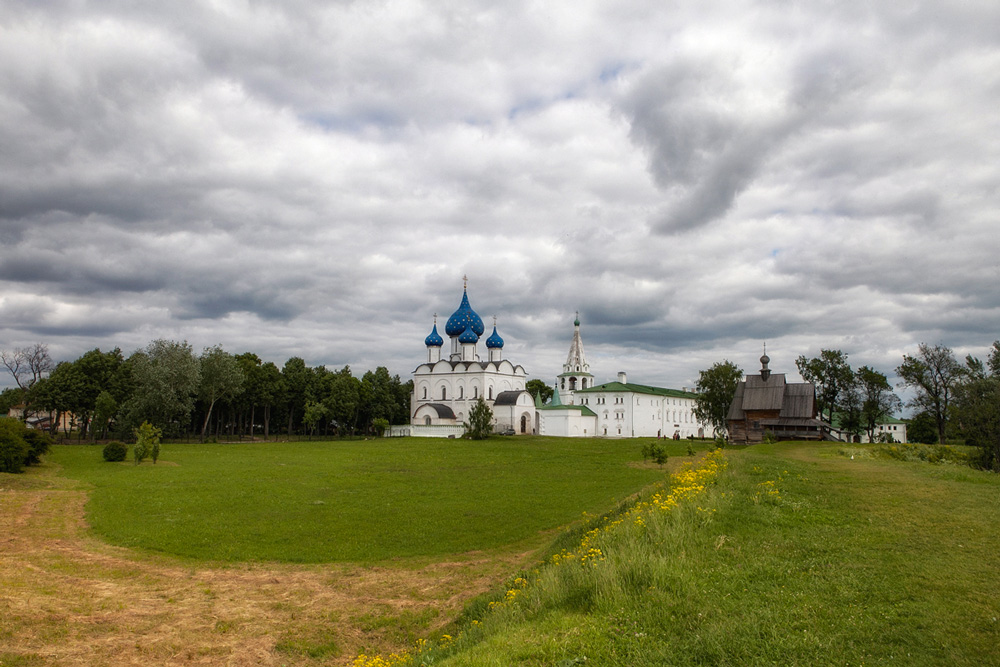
xmin=46 ymin=438 xmax=665 ymax=563
xmin=0 ymin=437 xmax=674 ymax=665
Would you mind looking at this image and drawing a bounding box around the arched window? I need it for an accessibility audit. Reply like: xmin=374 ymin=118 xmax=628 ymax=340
xmin=569 ymin=377 xmax=577 ymax=390
xmin=422 ymin=386 xmax=427 ymax=399
xmin=488 ymin=387 xmax=493 ymax=400
xmin=441 ymin=386 xmax=447 ymax=400
xmin=424 ymin=416 xmax=432 ymax=426
xmin=459 ymin=386 xmax=464 ymax=399
xmin=473 ymin=387 xmax=478 ymax=398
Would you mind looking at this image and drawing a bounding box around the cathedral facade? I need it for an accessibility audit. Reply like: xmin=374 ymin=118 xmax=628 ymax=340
xmin=410 ymin=282 xmax=534 ymax=437
xmin=410 ymin=283 xmax=716 ymax=439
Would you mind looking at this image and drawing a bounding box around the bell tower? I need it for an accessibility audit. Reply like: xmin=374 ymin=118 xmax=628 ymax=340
xmin=556 ymin=312 xmax=593 ymax=404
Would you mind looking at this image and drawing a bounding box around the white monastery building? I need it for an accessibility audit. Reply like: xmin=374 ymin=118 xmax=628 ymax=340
xmin=410 ymin=282 xmax=717 ymax=439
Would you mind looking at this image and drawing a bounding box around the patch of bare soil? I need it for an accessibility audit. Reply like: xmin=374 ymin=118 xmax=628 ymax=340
xmin=0 ymin=469 xmax=533 ymax=666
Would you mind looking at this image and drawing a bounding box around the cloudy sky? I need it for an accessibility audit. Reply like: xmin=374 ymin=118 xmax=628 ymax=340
xmin=2 ymin=0 xmax=998 ymax=403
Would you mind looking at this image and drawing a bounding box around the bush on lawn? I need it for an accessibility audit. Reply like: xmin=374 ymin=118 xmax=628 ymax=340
xmin=103 ymin=441 xmax=128 ymax=462
xmin=0 ymin=418 xmax=30 ymax=473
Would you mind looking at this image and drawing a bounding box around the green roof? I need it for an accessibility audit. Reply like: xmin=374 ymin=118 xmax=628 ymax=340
xmin=535 ymin=404 xmax=598 ymax=417
xmin=576 ymin=381 xmax=699 ymax=399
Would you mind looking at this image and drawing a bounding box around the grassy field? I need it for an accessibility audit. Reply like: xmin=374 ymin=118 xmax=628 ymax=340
xmin=4 ymin=437 xmax=999 ymax=666
xmin=396 ymin=441 xmax=1000 ymax=666
xmin=44 ymin=437 xmax=673 ymax=563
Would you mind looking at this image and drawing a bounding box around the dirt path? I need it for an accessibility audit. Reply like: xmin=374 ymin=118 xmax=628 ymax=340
xmin=0 ymin=468 xmax=532 ymax=666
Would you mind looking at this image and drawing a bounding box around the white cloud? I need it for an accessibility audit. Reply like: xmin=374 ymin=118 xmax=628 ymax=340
xmin=1 ymin=0 xmax=998 ymax=406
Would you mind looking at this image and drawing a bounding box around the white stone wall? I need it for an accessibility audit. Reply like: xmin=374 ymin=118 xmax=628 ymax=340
xmin=411 ymin=357 xmax=530 ymax=429
xmin=538 ymin=410 xmax=596 ymax=437
xmin=576 ymin=391 xmax=714 ymax=439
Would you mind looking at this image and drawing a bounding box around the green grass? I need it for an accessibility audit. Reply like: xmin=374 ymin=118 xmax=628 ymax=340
xmin=390 ymin=442 xmax=1000 ymax=667
xmin=47 ymin=436 xmax=680 ymax=563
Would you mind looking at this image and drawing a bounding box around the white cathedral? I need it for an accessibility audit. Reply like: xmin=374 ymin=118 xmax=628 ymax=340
xmin=409 ymin=282 xmax=716 ymax=439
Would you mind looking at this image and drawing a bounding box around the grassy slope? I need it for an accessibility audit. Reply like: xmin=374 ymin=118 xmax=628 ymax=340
xmin=47 ymin=437 xmax=673 ymax=563
xmin=408 ymin=442 xmax=1000 ymax=667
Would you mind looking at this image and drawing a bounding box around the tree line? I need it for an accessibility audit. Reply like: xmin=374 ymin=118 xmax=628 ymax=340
xmin=691 ymin=342 xmax=1000 ymax=470
xmin=0 ymin=340 xmax=412 ymax=441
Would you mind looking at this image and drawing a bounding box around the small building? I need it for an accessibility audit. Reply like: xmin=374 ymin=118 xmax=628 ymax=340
xmin=6 ymin=405 xmax=75 ymax=433
xmin=828 ymin=414 xmax=909 ymax=443
xmin=727 ymin=352 xmax=825 ymax=443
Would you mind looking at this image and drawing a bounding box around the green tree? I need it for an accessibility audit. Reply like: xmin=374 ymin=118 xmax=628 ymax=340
xmin=121 ymin=340 xmax=201 ymax=438
xmin=526 ymin=379 xmax=554 ymax=404
xmin=197 ymin=346 xmax=245 ymax=441
xmin=281 ymin=357 xmax=312 ymax=435
xmin=796 ymin=349 xmax=853 ymax=425
xmin=988 ymin=340 xmax=1000 ymax=377
xmin=360 ymin=367 xmax=397 ymax=428
xmin=133 ymin=421 xmax=162 ymax=465
xmin=693 ymin=360 xmax=743 ymax=439
xmin=837 ymin=377 xmax=864 ymax=442
xmin=29 ymin=361 xmax=85 ymax=435
xmin=372 ymin=417 xmax=390 ymax=437
xmin=896 ymin=343 xmax=961 ymax=444
xmin=464 ymin=397 xmax=493 ymax=440
xmin=302 ymin=400 xmax=329 ymax=437
xmin=907 ymin=411 xmax=938 ymax=444
xmin=324 ymin=366 xmax=360 ymax=435
xmin=259 ymin=361 xmax=283 ymax=438
xmin=0 ymin=387 xmax=24 ymax=415
xmin=952 ymin=344 xmax=1000 ymax=470
xmin=855 ymin=366 xmax=902 ymax=442
xmin=92 ymin=390 xmax=118 ymax=440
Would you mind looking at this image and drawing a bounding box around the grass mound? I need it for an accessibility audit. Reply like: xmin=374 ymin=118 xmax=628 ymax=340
xmin=356 ymin=443 xmax=1000 ymax=666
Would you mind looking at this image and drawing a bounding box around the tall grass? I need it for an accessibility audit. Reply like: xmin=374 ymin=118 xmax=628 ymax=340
xmin=356 ymin=443 xmax=1000 ymax=666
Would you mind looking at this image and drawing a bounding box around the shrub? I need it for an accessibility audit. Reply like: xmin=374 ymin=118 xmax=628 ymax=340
xmin=133 ymin=421 xmax=162 ymax=465
xmin=22 ymin=429 xmax=54 ymax=466
xmin=0 ymin=418 xmax=30 ymax=474
xmin=641 ymin=441 xmax=668 ymax=466
xmin=103 ymin=441 xmax=128 ymax=462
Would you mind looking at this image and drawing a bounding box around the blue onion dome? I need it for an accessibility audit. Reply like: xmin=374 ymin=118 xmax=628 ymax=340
xmin=458 ymin=324 xmax=479 ymax=344
xmin=486 ymin=325 xmax=504 ymax=349
xmin=424 ymin=323 xmax=443 ymax=347
xmin=445 ymin=289 xmax=485 ymax=337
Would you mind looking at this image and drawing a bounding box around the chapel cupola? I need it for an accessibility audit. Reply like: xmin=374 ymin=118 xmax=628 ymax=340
xmin=485 ymin=316 xmax=504 ymax=362
xmin=424 ymin=315 xmax=443 ymax=363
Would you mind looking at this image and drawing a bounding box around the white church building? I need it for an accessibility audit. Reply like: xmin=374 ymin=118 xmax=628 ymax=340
xmin=409 ymin=283 xmax=716 ymax=439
